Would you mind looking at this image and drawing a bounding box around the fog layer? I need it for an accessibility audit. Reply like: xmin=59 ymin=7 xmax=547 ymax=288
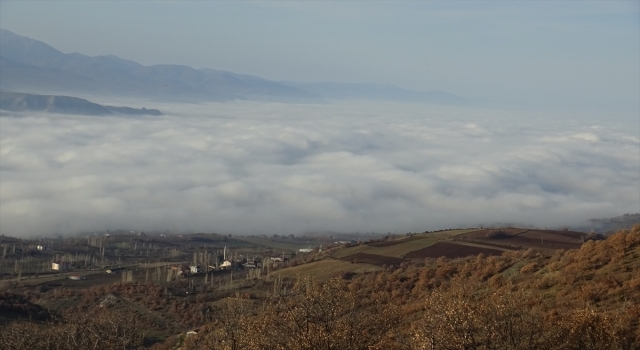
xmin=1 ymin=101 xmax=638 ymax=237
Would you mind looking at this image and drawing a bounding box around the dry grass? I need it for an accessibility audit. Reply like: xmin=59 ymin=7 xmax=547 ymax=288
xmin=331 ymin=245 xmax=373 ymax=259
xmin=270 ymin=258 xmax=382 ymax=282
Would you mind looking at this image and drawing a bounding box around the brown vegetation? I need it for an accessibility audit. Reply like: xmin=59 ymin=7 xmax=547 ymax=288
xmin=1 ymin=225 xmax=639 ymax=349
xmin=0 ymin=309 xmax=145 ymax=350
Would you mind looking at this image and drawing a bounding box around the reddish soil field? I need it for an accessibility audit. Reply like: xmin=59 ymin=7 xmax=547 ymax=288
xmin=368 ymin=235 xmax=425 ymax=247
xmin=543 ymin=230 xmax=587 ymax=239
xmin=458 ymin=228 xmax=585 ymax=250
xmin=339 ymin=252 xmax=405 ymax=267
xmin=405 ymin=242 xmax=504 ymax=259
xmin=452 ymin=240 xmax=520 ymax=250
xmin=504 ymin=236 xmax=580 ymax=250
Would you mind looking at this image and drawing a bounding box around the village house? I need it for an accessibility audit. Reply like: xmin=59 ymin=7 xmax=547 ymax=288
xmin=189 ymin=265 xmax=203 ymax=274
xmin=52 ymin=262 xmax=70 ymax=271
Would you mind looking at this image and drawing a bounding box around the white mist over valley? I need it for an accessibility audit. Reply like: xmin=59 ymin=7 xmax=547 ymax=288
xmin=1 ymin=100 xmax=637 ymax=237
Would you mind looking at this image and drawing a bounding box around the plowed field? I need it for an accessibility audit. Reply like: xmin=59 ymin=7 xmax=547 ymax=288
xmin=457 ymin=229 xmax=585 ymax=250
xmin=405 ymin=241 xmax=504 ymax=259
xmin=339 ymin=252 xmax=406 ymax=266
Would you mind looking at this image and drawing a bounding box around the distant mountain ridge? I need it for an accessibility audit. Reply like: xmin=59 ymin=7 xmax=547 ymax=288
xmin=0 ymin=91 xmax=162 ymax=116
xmin=0 ymin=29 xmax=320 ymax=103
xmin=282 ymin=81 xmax=468 ymax=105
xmin=0 ymin=28 xmax=467 ymax=105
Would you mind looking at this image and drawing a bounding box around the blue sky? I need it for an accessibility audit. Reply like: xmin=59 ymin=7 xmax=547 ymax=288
xmin=1 ymin=1 xmax=639 ymax=116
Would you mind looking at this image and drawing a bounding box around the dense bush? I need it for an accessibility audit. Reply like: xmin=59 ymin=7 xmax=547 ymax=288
xmin=0 ymin=309 xmax=145 ymax=350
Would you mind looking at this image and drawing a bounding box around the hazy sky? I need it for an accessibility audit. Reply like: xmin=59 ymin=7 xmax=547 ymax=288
xmin=1 ymin=1 xmax=638 ymax=116
xmin=1 ymin=2 xmax=639 ymax=237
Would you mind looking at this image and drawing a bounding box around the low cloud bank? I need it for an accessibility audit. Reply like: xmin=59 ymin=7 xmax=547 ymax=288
xmin=1 ymin=101 xmax=638 ymax=237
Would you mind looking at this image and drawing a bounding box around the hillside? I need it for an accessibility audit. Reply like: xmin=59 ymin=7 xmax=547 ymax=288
xmin=286 ymin=227 xmax=587 ymax=282
xmin=1 ymin=225 xmax=639 ymax=349
xmin=179 ymin=225 xmax=640 ymax=349
xmin=0 ymin=92 xmax=162 ymax=116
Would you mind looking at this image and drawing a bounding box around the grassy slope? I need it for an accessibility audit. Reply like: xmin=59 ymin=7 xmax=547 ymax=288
xmin=270 ymin=259 xmax=382 ymax=282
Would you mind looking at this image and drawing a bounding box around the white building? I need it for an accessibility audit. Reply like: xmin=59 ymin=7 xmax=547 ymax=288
xmin=189 ymin=265 xmax=203 ymax=274
xmin=52 ymin=262 xmax=70 ymax=271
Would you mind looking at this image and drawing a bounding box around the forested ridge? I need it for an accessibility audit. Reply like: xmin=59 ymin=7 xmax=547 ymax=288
xmin=1 ymin=225 xmax=639 ymax=349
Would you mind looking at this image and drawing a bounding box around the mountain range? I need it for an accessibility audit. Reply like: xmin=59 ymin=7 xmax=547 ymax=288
xmin=0 ymin=29 xmax=467 ymax=105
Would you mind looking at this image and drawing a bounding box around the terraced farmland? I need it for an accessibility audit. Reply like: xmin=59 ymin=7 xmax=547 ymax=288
xmin=278 ymin=228 xmax=588 ymax=281
xmin=332 ymin=236 xmax=441 ymax=259
xmin=337 ymin=252 xmax=405 ymax=266
xmin=455 ymin=228 xmax=586 ymax=250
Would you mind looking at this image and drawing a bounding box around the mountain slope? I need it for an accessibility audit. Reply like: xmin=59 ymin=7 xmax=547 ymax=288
xmin=0 ymin=29 xmax=321 ymax=103
xmin=0 ymin=28 xmax=469 ymax=105
xmin=0 ymin=92 xmax=161 ymax=116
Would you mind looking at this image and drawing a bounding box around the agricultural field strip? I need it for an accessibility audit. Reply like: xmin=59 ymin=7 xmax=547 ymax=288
xmin=420 ymin=229 xmax=479 ymax=238
xmin=237 ymin=238 xmax=311 ymax=252
xmin=445 ymin=240 xmax=515 ymax=252
xmin=271 ymin=258 xmax=381 ymax=282
xmin=333 ymin=232 xmax=476 ymax=260
xmin=337 ymin=252 xmax=405 ymax=266
xmin=331 ymin=244 xmax=372 ymax=259
xmin=367 ymin=237 xmax=440 ymax=257
xmin=518 ymin=231 xmax=583 ymax=243
xmin=404 ymin=241 xmax=504 ymax=259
